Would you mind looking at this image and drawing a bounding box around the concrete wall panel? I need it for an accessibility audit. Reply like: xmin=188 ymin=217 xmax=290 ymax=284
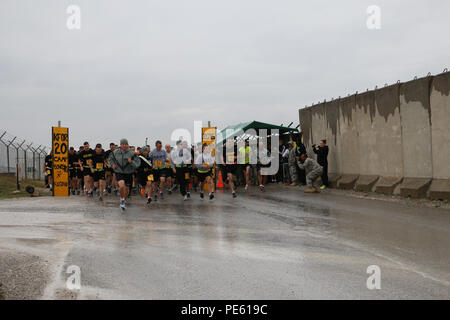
xmin=324 ymin=99 xmax=340 ymax=174
xmin=299 ymin=107 xmax=312 ymax=146
xmin=430 ymin=72 xmax=450 ymax=179
xmin=310 ymin=103 xmax=327 ymax=151
xmin=337 ymin=95 xmax=359 ymax=175
xmin=372 ymin=84 xmax=403 ymax=177
xmin=399 ymin=77 xmax=433 ymax=178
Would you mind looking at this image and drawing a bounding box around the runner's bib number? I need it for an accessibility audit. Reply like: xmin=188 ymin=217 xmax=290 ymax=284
xmin=185 ymin=172 xmax=190 ymax=180
xmin=46 ymin=170 xmax=51 ymax=175
xmin=96 ymin=163 xmax=104 ymax=170
xmin=147 ymin=174 xmax=154 ymax=181
xmin=154 ymin=160 xmax=163 ymax=168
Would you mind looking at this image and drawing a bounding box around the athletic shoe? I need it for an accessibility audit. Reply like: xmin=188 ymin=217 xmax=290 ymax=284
xmin=147 ymin=197 xmax=152 ymax=204
xmin=159 ymin=192 xmax=163 ymax=199
xmin=209 ymin=193 xmax=214 ymax=200
xmin=168 ymin=190 xmax=172 ymax=195
xmin=304 ymin=187 xmax=315 ymax=193
xmin=154 ymin=194 xmax=158 ymax=201
xmin=245 ymin=184 xmax=249 ymax=191
xmin=76 ymin=190 xmax=80 ymax=195
xmin=183 ymin=195 xmax=188 ymax=201
xmin=187 ymin=192 xmax=191 ymax=199
xmin=232 ymin=191 xmax=237 ymax=198
xmin=320 ymin=185 xmax=326 ymax=190
xmin=259 ymin=185 xmax=265 ymax=192
xmin=200 ymin=192 xmax=204 ymax=199
xmin=290 ymin=182 xmax=297 ymax=186
xmin=99 ymin=196 xmax=103 ymax=201
xmin=120 ymin=199 xmax=126 ymax=210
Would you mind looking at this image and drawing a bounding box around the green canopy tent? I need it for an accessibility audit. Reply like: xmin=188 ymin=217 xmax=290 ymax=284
xmin=216 ymin=121 xmax=299 ymax=145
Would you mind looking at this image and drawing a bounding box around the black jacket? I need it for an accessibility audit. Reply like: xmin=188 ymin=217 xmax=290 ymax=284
xmin=312 ymin=145 xmax=329 ymax=166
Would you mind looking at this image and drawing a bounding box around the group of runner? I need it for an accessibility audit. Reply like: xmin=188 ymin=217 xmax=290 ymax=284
xmin=44 ymin=137 xmax=275 ymax=210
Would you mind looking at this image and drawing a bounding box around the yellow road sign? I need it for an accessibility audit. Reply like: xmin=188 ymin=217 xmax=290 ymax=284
xmin=52 ymin=127 xmax=69 ymax=196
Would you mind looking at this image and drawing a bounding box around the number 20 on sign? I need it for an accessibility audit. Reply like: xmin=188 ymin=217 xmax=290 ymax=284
xmin=52 ymin=127 xmax=69 ymax=196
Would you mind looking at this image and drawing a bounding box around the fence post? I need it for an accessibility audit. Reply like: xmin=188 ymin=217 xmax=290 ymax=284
xmin=14 ymin=140 xmax=25 ymax=190
xmin=31 ymin=144 xmax=41 ymax=180
xmin=0 ymin=133 xmax=16 ymax=173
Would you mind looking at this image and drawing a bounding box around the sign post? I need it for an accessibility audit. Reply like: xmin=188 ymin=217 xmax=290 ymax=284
xmin=51 ymin=126 xmax=69 ymax=196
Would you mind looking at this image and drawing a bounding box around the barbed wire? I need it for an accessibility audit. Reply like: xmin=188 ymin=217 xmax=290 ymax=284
xmin=0 ymin=129 xmax=49 ymax=179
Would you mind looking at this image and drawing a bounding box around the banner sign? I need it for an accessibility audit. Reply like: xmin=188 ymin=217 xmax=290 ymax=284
xmin=202 ymin=127 xmax=216 ymax=156
xmin=51 ymin=127 xmax=69 ymax=196
xmin=202 ymin=127 xmax=217 ymax=191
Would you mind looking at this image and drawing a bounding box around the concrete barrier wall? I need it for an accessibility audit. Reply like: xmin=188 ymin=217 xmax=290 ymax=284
xmin=430 ymin=72 xmax=450 ymax=179
xmin=298 ymin=72 xmax=450 ymax=199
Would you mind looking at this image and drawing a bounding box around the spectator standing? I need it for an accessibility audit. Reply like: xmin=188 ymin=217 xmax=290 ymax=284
xmin=312 ymin=139 xmax=329 ymax=189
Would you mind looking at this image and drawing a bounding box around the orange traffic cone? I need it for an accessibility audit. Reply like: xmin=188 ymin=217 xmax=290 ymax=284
xmin=217 ymin=170 xmax=224 ymax=188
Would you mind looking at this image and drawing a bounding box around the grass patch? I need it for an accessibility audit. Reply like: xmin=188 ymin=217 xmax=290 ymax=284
xmin=0 ymin=174 xmax=50 ymax=199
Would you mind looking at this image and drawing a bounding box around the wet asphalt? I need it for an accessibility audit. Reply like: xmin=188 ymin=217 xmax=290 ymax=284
xmin=0 ymin=185 xmax=449 ymax=299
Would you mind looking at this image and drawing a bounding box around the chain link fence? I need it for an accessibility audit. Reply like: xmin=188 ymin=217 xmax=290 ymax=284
xmin=0 ymin=130 xmax=49 ymax=181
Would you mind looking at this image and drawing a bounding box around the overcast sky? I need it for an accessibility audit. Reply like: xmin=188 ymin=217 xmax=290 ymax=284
xmin=0 ymin=0 xmax=449 ymax=150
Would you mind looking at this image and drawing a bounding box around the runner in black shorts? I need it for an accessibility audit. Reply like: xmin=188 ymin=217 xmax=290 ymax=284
xmin=221 ymin=138 xmax=238 ymax=198
xmin=108 ymin=138 xmax=141 ymax=210
xmin=149 ymin=140 xmax=170 ymax=200
xmin=104 ymin=143 xmax=115 ymax=194
xmin=136 ymin=146 xmax=154 ymax=204
xmin=68 ymin=147 xmax=80 ymax=195
xmin=44 ymin=151 xmax=53 ymax=192
xmin=76 ymin=146 xmax=84 ymax=192
xmin=91 ymin=143 xmax=106 ymax=201
xmin=79 ymin=141 xmax=95 ymax=196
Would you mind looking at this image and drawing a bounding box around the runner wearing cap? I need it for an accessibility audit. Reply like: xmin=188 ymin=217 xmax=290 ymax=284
xmin=108 ymin=138 xmax=141 ymax=210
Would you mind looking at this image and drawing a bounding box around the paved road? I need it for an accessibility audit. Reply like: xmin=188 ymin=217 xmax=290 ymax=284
xmin=0 ymin=186 xmax=449 ymax=299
